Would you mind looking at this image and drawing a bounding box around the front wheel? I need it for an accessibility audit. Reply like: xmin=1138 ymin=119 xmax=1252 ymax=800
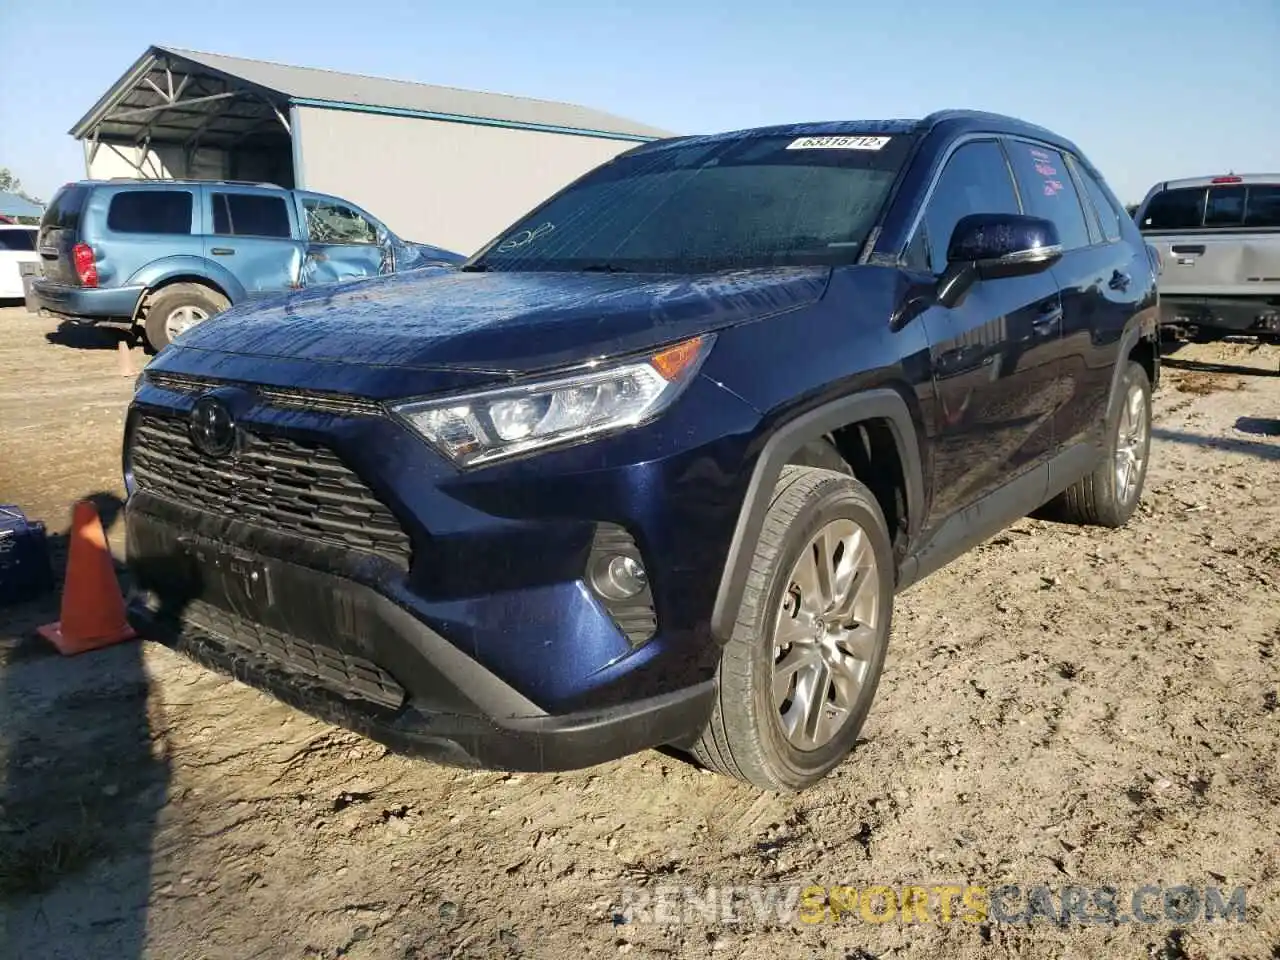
xmin=143 ymin=283 xmax=230 ymax=351
xmin=693 ymin=466 xmax=895 ymax=791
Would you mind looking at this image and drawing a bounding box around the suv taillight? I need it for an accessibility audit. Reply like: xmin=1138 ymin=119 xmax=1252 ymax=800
xmin=72 ymin=243 xmax=98 ymax=287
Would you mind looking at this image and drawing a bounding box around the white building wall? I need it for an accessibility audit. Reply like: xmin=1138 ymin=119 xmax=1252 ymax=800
xmin=84 ymin=142 xmax=229 ymax=181
xmin=294 ymin=105 xmax=642 ymax=256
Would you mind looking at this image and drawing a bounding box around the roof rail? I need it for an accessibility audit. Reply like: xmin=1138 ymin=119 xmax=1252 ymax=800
xmin=105 ymin=177 xmax=282 ymax=188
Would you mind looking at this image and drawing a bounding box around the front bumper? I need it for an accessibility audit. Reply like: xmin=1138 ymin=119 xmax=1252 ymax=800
xmin=122 ymin=362 xmax=762 ymax=770
xmin=32 ymin=280 xmax=144 ymax=320
xmin=126 ymin=498 xmax=715 ymax=770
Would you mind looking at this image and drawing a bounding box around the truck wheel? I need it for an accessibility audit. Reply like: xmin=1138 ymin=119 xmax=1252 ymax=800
xmin=693 ymin=466 xmax=894 ymax=791
xmin=143 ymin=283 xmax=229 ymax=351
xmin=1049 ymin=360 xmax=1152 ymax=528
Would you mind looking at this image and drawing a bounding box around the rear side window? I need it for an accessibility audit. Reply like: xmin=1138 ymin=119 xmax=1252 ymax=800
xmin=212 ymin=193 xmax=292 ymax=238
xmin=1073 ymin=162 xmax=1123 ymax=243
xmin=1205 ymin=186 xmax=1246 ymax=226
xmin=919 ymin=140 xmax=1020 ymax=273
xmin=1245 ymin=186 xmax=1280 ymax=228
xmin=40 ymin=185 xmax=89 ymax=233
xmin=1005 ymin=142 xmax=1090 ymax=251
xmin=1141 ymin=188 xmax=1206 ymax=230
xmin=107 ymin=190 xmax=193 ymax=235
xmin=0 ymin=229 xmax=36 ymax=251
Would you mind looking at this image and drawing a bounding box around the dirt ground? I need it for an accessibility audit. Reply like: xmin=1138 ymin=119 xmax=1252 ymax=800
xmin=1 ymin=304 xmax=1277 ymax=960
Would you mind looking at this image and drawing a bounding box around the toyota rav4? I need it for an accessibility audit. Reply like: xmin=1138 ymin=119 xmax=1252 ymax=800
xmin=124 ymin=110 xmax=1159 ymax=791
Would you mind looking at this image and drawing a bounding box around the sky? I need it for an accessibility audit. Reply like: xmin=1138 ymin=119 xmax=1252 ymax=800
xmin=1 ymin=0 xmax=1276 ymax=206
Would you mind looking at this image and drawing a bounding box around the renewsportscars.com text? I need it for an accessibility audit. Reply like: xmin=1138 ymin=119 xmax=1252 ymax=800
xmin=615 ymin=883 xmax=1247 ymax=926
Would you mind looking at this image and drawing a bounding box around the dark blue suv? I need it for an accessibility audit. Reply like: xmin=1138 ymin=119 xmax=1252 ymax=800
xmin=124 ymin=111 xmax=1159 ymax=791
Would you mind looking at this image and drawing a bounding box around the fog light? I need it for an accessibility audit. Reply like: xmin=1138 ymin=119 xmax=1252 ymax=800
xmin=591 ymin=553 xmax=647 ymax=601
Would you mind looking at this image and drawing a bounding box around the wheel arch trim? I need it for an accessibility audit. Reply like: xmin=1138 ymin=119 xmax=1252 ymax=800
xmin=1105 ymin=319 xmax=1159 ymax=425
xmin=710 ymin=388 xmax=926 ymax=642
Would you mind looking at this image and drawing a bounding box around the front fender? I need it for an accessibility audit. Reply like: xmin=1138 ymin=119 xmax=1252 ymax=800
xmin=127 ymin=257 xmax=247 ymax=303
xmin=709 ymin=387 xmax=926 ymax=642
xmin=396 ymin=241 xmax=466 ymax=270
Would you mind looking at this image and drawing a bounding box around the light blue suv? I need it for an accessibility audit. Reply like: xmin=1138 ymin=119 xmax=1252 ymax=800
xmin=32 ymin=180 xmax=463 ymax=349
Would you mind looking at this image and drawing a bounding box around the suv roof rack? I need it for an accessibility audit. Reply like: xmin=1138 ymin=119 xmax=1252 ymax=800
xmin=104 ymin=177 xmax=283 ymax=188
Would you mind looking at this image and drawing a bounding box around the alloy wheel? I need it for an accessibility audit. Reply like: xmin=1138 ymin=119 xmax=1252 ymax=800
xmin=1114 ymin=379 xmax=1149 ymax=504
xmin=772 ymin=518 xmax=882 ymax=751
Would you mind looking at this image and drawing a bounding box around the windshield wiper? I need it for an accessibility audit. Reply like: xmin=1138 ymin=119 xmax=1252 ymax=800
xmin=460 ymin=262 xmax=489 ymax=272
xmin=579 ymin=263 xmax=630 ymax=273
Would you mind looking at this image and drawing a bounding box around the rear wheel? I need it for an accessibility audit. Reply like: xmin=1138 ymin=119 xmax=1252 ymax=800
xmin=143 ymin=283 xmax=229 ymax=351
xmin=693 ymin=466 xmax=894 ymax=791
xmin=1048 ymin=360 xmax=1152 ymax=527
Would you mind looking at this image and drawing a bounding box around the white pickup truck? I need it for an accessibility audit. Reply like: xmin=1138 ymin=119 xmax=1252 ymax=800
xmin=1134 ymin=174 xmax=1280 ymax=341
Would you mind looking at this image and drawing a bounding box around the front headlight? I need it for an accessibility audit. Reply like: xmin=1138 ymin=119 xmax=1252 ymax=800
xmin=391 ymin=334 xmax=713 ymax=467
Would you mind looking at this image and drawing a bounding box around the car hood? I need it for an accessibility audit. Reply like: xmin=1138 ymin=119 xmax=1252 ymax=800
xmin=167 ymin=266 xmax=830 ymax=376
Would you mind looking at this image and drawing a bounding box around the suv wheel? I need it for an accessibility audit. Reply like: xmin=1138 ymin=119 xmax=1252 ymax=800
xmin=143 ymin=283 xmax=230 ymax=351
xmin=1049 ymin=360 xmax=1152 ymax=528
xmin=693 ymin=466 xmax=894 ymax=791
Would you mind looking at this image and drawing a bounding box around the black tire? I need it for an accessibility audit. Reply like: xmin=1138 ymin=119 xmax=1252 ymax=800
xmin=143 ymin=283 xmax=229 ymax=351
xmin=1048 ymin=360 xmax=1152 ymax=528
xmin=693 ymin=466 xmax=895 ymax=791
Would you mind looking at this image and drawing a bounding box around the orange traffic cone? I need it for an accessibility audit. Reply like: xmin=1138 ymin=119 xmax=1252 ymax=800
xmin=37 ymin=500 xmax=137 ymax=655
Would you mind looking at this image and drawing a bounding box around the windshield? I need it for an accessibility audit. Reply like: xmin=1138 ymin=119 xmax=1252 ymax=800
xmin=470 ymin=133 xmax=915 ymax=273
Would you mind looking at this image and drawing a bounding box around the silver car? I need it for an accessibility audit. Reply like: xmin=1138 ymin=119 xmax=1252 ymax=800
xmin=1134 ymin=174 xmax=1280 ymax=340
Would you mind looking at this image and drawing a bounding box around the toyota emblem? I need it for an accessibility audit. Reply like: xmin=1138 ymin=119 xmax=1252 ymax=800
xmin=189 ymin=395 xmax=237 ymax=458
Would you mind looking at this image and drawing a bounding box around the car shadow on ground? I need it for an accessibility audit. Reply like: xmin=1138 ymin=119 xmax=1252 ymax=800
xmin=1234 ymin=416 xmax=1280 ymax=437
xmin=0 ymin=492 xmax=173 ymax=958
xmin=1152 ymin=426 xmax=1280 ymax=462
xmin=1159 ymin=338 xmax=1280 ymax=377
xmin=44 ymin=320 xmax=141 ymax=352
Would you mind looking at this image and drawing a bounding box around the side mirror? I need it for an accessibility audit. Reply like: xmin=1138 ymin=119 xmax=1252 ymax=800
xmin=936 ymin=214 xmax=1062 ymax=307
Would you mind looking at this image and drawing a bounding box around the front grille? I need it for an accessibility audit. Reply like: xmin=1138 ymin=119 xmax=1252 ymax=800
xmin=183 ymin=599 xmax=406 ymax=711
xmin=144 ymin=372 xmax=385 ymax=417
xmin=130 ymin=414 xmax=412 ymax=568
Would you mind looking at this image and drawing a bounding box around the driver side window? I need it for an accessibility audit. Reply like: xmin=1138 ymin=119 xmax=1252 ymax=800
xmin=303 ymin=198 xmax=378 ymax=245
xmin=918 ymin=140 xmax=1021 ymax=274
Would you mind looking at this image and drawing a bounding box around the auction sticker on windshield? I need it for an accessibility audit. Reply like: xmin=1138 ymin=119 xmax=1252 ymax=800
xmin=786 ymin=135 xmax=892 ymax=151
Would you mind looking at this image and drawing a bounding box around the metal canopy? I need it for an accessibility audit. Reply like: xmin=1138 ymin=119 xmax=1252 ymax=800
xmin=72 ymin=47 xmax=292 ymax=161
xmin=74 ymin=46 xmax=670 ymax=147
xmin=0 ymin=191 xmax=44 ymax=218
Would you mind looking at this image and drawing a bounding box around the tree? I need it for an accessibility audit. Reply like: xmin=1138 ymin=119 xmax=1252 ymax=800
xmin=0 ymin=167 xmax=43 ymax=205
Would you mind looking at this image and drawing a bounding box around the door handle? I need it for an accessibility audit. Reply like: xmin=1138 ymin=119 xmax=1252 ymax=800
xmin=1170 ymin=244 xmax=1205 ymax=256
xmin=210 ymin=247 xmax=235 ymax=256
xmin=1109 ymin=270 xmax=1131 ymax=291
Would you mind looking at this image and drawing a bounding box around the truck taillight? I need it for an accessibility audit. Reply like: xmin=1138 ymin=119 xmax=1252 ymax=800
xmin=72 ymin=243 xmax=98 ymax=287
xmin=1211 ymin=175 xmax=1242 ymax=184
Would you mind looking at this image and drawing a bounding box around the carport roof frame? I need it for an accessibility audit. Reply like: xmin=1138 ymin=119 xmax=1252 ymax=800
xmin=71 ymin=45 xmax=671 ymax=149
